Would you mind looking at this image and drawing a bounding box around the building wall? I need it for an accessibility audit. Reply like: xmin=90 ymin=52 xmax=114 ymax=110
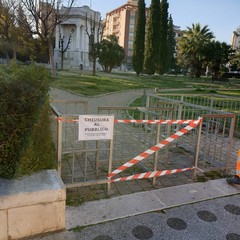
xmin=232 ymin=27 xmax=240 ymax=50
xmin=103 ymin=2 xmax=140 ymax=66
xmin=103 ymin=0 xmax=185 ymax=69
xmin=54 ymin=6 xmax=102 ymax=70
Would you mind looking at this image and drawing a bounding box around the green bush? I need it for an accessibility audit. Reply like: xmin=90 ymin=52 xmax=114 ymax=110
xmin=0 ymin=63 xmax=55 ymax=179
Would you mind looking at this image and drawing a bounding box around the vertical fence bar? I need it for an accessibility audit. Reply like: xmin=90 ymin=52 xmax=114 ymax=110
xmin=107 ymin=139 xmax=114 ymax=194
xmin=225 ymin=115 xmax=236 ymax=174
xmin=84 ymin=141 xmax=88 ymax=181
xmin=57 ymin=118 xmax=62 ymax=176
xmin=71 ymin=122 xmax=77 ymax=183
xmin=153 ymin=121 xmax=161 ymax=186
xmin=95 ymin=140 xmax=99 ymax=178
xmin=194 ymin=120 xmax=202 ymax=178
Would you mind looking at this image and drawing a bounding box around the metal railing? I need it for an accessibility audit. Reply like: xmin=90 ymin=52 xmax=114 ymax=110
xmin=50 ymin=99 xmax=236 ymax=191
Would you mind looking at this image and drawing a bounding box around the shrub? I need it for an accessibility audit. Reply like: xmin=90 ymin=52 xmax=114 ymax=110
xmin=0 ymin=63 xmax=55 ymax=178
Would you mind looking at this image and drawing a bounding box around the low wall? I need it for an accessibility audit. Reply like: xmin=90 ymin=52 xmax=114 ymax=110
xmin=0 ymin=170 xmax=66 ymax=240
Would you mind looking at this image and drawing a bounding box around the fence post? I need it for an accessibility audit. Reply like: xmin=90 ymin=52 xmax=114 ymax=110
xmin=107 ymin=139 xmax=114 ymax=194
xmin=145 ymin=94 xmax=150 ymax=121
xmin=153 ymin=120 xmax=161 ymax=186
xmin=57 ymin=118 xmax=63 ymax=177
xmin=210 ymin=95 xmax=214 ymax=114
xmin=194 ymin=119 xmax=203 ymax=178
xmin=226 ymin=115 xmax=236 ymax=174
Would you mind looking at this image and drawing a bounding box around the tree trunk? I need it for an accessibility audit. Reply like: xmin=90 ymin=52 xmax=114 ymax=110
xmin=61 ymin=51 xmax=64 ymax=70
xmin=3 ymin=42 xmax=10 ymax=63
xmin=48 ymin=42 xmax=56 ymax=78
xmin=12 ymin=45 xmax=17 ymax=60
xmin=92 ymin=56 xmax=96 ymax=75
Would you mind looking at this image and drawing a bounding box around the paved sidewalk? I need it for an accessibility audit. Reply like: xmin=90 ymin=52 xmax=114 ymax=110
xmin=29 ymin=178 xmax=240 ymax=239
xmin=50 ymin=87 xmax=154 ymax=114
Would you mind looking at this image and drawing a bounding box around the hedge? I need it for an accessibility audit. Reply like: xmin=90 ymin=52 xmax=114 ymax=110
xmin=0 ymin=63 xmax=55 ymax=179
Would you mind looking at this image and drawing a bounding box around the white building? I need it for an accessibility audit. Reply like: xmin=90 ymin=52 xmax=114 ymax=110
xmin=54 ymin=6 xmax=101 ymax=70
xmin=232 ymin=26 xmax=240 ymax=50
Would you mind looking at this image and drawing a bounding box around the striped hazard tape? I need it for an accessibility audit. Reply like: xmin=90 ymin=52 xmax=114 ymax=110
xmin=108 ymin=118 xmax=202 ymax=179
xmin=57 ymin=117 xmax=77 ymax=123
xmin=115 ymin=119 xmax=196 ymax=124
xmin=109 ymin=167 xmax=194 ymax=182
xmin=57 ymin=117 xmax=199 ymax=125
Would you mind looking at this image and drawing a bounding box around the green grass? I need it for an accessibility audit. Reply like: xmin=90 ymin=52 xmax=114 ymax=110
xmin=51 ymin=70 xmax=240 ymax=96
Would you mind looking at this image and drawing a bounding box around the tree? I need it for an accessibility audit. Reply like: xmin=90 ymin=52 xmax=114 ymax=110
xmin=166 ymin=14 xmax=176 ymax=73
xmin=98 ymin=35 xmax=124 ymax=73
xmin=16 ymin=4 xmax=35 ymax=61
xmin=20 ymin=0 xmax=75 ymax=77
xmin=85 ymin=13 xmax=103 ymax=76
xmin=178 ymin=23 xmax=214 ymax=78
xmin=229 ymin=48 xmax=240 ymax=72
xmin=204 ymin=41 xmax=231 ymax=77
xmin=144 ymin=0 xmax=160 ymax=75
xmin=132 ymin=0 xmax=146 ymax=76
xmin=0 ymin=0 xmax=18 ymax=62
xmin=58 ymin=28 xmax=73 ymax=70
xmin=158 ymin=0 xmax=169 ymax=74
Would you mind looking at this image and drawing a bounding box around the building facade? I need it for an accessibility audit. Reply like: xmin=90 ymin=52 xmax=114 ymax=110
xmin=103 ymin=0 xmax=183 ymax=70
xmin=54 ymin=6 xmax=101 ymax=70
xmin=232 ymin=27 xmax=240 ymax=50
xmin=103 ymin=0 xmax=149 ymax=68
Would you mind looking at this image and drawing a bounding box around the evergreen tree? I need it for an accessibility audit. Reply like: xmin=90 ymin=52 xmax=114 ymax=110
xmin=144 ymin=0 xmax=161 ymax=74
xmin=166 ymin=14 xmax=176 ymax=73
xmin=98 ymin=35 xmax=125 ymax=73
xmin=132 ymin=0 xmax=146 ymax=76
xmin=158 ymin=0 xmax=169 ymax=74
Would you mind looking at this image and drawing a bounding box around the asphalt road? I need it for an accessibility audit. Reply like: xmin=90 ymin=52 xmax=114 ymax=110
xmin=68 ymin=194 xmax=240 ymax=240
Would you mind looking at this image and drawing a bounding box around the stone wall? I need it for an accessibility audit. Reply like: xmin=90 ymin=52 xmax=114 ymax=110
xmin=0 ymin=170 xmax=66 ymax=240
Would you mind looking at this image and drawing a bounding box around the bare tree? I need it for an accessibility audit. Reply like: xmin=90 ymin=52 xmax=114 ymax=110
xmin=58 ymin=27 xmax=73 ymax=70
xmin=0 ymin=0 xmax=19 ymax=62
xmin=20 ymin=0 xmax=75 ymax=77
xmin=85 ymin=13 xmax=103 ymax=75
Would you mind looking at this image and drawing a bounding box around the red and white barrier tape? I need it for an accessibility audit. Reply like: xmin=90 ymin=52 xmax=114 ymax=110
xmin=57 ymin=117 xmax=77 ymax=123
xmin=57 ymin=117 xmax=201 ymax=125
xmin=109 ymin=167 xmax=194 ymax=182
xmin=115 ymin=119 xmax=196 ymax=124
xmin=108 ymin=118 xmax=202 ymax=179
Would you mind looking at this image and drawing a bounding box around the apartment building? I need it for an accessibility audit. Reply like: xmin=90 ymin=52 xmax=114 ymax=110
xmin=103 ymin=0 xmax=149 ymax=67
xmin=103 ymin=0 xmax=184 ymax=69
xmin=232 ymin=27 xmax=240 ymax=50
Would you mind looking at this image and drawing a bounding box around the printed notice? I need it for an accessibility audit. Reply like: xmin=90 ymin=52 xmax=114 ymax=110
xmin=78 ymin=115 xmax=114 ymax=141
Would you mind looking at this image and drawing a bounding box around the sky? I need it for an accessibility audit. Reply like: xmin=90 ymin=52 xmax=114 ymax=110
xmin=77 ymin=0 xmax=240 ymax=45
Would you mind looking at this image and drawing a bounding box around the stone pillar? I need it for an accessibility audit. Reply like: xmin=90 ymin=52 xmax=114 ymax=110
xmin=54 ymin=26 xmax=60 ymax=69
xmin=76 ymin=24 xmax=80 ymax=51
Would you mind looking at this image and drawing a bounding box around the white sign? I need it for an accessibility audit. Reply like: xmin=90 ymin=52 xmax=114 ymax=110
xmin=78 ymin=115 xmax=114 ymax=141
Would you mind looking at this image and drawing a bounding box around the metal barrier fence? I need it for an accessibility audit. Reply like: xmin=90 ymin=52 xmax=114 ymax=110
xmin=51 ymin=98 xmax=236 ymax=191
xmin=146 ymin=94 xmax=237 ymax=173
xmin=153 ymin=93 xmax=240 ymax=131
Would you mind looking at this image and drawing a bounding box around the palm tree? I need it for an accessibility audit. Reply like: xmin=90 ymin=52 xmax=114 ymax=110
xmin=204 ymin=41 xmax=231 ymax=77
xmin=178 ymin=23 xmax=214 ymax=78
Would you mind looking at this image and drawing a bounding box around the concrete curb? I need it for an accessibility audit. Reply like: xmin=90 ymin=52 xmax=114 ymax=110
xmin=66 ymin=179 xmax=240 ymax=229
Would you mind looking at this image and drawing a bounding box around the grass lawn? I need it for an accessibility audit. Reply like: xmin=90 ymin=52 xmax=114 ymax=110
xmin=51 ymin=70 xmax=240 ymax=97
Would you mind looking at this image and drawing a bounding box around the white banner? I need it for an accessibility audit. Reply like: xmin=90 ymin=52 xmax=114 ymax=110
xmin=78 ymin=115 xmax=114 ymax=141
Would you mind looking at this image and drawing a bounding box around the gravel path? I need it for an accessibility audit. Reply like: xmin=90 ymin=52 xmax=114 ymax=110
xmin=50 ymin=88 xmax=155 ymax=114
